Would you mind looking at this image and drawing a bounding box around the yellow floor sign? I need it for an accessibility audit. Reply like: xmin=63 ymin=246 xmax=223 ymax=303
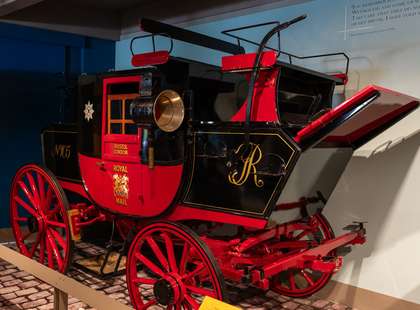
xmin=200 ymin=297 xmax=241 ymax=310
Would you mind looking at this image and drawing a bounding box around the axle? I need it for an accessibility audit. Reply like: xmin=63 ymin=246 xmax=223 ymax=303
xmin=203 ymin=218 xmax=366 ymax=290
xmin=251 ymin=228 xmax=365 ymax=285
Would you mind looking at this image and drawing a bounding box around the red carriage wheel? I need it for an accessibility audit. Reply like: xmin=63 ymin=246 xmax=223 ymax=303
xmin=270 ymin=213 xmax=335 ymax=297
xmin=10 ymin=164 xmax=73 ymax=273
xmin=127 ymin=221 xmax=226 ymax=309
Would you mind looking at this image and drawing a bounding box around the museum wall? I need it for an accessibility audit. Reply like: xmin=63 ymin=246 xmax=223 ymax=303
xmin=115 ymin=0 xmax=420 ymax=304
xmin=0 ymin=22 xmax=115 ymax=228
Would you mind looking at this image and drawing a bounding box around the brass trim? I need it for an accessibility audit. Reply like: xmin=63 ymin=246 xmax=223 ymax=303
xmin=153 ymin=89 xmax=185 ymax=132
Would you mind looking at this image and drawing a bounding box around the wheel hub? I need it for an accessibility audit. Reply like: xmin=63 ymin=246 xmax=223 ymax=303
xmin=153 ymin=278 xmax=175 ymax=305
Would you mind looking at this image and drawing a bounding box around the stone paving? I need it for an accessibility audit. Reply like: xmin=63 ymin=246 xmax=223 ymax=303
xmin=0 ymin=243 xmax=354 ymax=310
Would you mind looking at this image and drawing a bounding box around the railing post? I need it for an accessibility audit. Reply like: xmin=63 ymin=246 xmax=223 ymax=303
xmin=54 ymin=288 xmax=68 ymax=310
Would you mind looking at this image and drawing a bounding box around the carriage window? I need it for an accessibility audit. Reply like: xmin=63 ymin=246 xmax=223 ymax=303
xmin=189 ymin=73 xmax=248 ymax=122
xmin=277 ymin=65 xmax=335 ymax=128
xmin=107 ymin=94 xmax=139 ymax=135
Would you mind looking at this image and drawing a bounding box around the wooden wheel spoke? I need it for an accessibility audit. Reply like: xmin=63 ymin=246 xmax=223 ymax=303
xmin=161 ymin=232 xmax=178 ymax=273
xmin=181 ymin=301 xmax=192 ymax=310
xmin=301 ymin=270 xmax=315 ymax=286
xmin=127 ymin=223 xmax=223 ymax=310
xmin=133 ymin=277 xmax=156 ymax=285
xmin=179 ymin=242 xmax=190 ymax=275
xmin=270 ymin=215 xmax=335 ymax=297
xmin=11 ymin=166 xmax=71 ymax=274
xmin=182 ymin=263 xmax=206 ymax=281
xmin=14 ymin=196 xmax=37 ymax=217
xmin=145 ymin=236 xmax=169 ymax=272
xmin=36 ymin=173 xmax=46 ymax=208
xmin=185 ymin=285 xmax=216 ymax=298
xmin=46 ymin=231 xmax=63 ymax=270
xmin=184 ymin=294 xmax=200 ymax=310
xmin=46 ymin=205 xmax=60 ymax=218
xmin=29 ymin=237 xmax=40 ymax=258
xmin=17 ymin=181 xmax=38 ymax=209
xmin=46 ymin=220 xmax=66 ymax=229
xmin=45 ymin=186 xmax=53 ymax=209
xmin=294 ymin=230 xmax=311 ymax=241
xmin=135 ymin=252 xmax=164 ymax=277
xmin=15 ymin=216 xmax=28 ymax=222
xmin=25 ymin=172 xmax=40 ymax=207
xmin=48 ymin=228 xmax=66 ymax=249
xmin=288 ymin=271 xmax=296 ymax=290
xmin=45 ymin=235 xmax=54 ymax=268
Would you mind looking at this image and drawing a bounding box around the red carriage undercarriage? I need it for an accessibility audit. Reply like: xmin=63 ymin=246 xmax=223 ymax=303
xmin=9 ymin=15 xmax=419 ymax=309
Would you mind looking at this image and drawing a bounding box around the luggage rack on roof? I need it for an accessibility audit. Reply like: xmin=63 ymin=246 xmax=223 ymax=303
xmin=129 ymin=33 xmax=174 ymax=67
xmin=130 ymin=33 xmax=174 ymax=56
xmin=221 ymin=21 xmax=350 ymax=85
xmin=129 ymin=18 xmax=246 ymax=67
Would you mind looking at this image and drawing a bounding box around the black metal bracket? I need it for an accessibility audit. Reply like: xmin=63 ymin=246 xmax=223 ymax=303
xmin=133 ymin=18 xmax=245 ymax=56
xmin=243 ymin=15 xmax=308 ymax=134
xmin=222 ymin=21 xmax=282 ymax=53
xmin=343 ymin=221 xmax=367 ymax=232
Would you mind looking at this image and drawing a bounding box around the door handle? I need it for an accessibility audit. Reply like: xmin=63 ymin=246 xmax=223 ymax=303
xmin=96 ymin=161 xmax=106 ymax=171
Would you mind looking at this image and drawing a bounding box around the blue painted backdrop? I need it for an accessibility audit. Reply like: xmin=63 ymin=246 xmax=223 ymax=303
xmin=0 ymin=23 xmax=115 ymax=227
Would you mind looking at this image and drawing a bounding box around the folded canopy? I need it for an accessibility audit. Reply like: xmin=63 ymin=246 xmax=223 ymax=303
xmin=294 ymin=85 xmax=419 ymax=150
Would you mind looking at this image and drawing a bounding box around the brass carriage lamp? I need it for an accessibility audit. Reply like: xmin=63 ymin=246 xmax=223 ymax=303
xmin=130 ymin=89 xmax=185 ymax=168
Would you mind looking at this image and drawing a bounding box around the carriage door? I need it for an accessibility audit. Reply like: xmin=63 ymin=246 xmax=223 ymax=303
xmin=101 ymin=76 xmax=143 ymax=215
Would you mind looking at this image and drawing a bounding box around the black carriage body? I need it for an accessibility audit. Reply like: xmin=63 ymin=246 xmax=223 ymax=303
xmin=40 ymin=55 xmax=360 ymax=221
xmin=183 ymin=123 xmax=301 ymax=217
xmin=41 ymin=55 xmax=345 ymax=218
xmin=42 ymin=124 xmax=81 ymax=182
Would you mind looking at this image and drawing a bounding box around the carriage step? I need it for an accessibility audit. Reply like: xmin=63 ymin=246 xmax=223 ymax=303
xmin=343 ymin=221 xmax=367 ymax=232
xmin=310 ymin=256 xmax=343 ymax=273
xmin=336 ymin=246 xmax=352 ymax=256
xmin=74 ymin=242 xmax=126 ymax=279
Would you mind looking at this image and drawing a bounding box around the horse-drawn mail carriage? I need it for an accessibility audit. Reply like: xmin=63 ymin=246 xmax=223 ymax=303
xmin=9 ymin=15 xmax=419 ymax=309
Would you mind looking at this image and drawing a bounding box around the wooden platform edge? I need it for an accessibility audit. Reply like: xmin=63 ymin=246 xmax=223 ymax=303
xmin=0 ymin=244 xmax=133 ymax=310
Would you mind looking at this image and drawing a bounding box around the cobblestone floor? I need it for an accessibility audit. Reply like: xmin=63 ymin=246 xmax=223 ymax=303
xmin=0 ymin=243 xmax=354 ymax=310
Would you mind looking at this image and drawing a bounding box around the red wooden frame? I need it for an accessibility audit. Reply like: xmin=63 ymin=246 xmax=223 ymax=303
xmin=58 ymin=70 xmax=416 ymax=299
xmin=11 ymin=17 xmax=420 ymax=308
xmin=101 ymin=75 xmax=142 ymax=158
xmin=295 ymin=85 xmax=419 ymax=146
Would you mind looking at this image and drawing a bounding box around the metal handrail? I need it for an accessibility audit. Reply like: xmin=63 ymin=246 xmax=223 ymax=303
xmin=222 ymin=20 xmax=349 ymax=76
xmin=279 ymin=51 xmax=350 ymax=76
xmin=0 ymin=244 xmax=133 ymax=310
xmin=130 ymin=33 xmax=174 ymax=56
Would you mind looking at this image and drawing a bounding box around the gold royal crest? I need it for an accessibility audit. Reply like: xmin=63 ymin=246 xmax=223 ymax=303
xmin=113 ymin=173 xmax=129 ymax=198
